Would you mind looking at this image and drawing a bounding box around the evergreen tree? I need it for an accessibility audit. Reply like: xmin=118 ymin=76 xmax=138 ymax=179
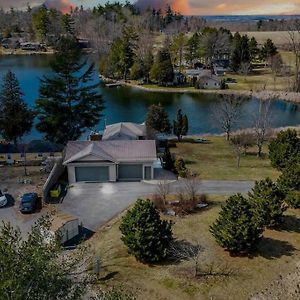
xmin=0 ymin=216 xmax=85 ymax=299
xmin=210 ymin=194 xmax=263 ymax=254
xmin=150 ymin=47 xmax=174 ymax=86
xmin=32 ymin=5 xmax=49 ymax=41
xmin=35 ymin=37 xmax=104 ymax=145
xmin=120 ymin=199 xmax=173 ymax=263
xmin=230 ymin=33 xmax=251 ymax=72
xmin=269 ymin=129 xmax=300 ymax=170
xmin=278 ymin=163 xmax=300 ymax=208
xmin=249 ymin=37 xmax=259 ymax=60
xmin=170 ymin=33 xmax=188 ymax=71
xmin=145 ymin=103 xmax=172 ymax=134
xmin=248 ymin=178 xmax=286 ymax=228
xmin=107 ymin=27 xmax=138 ymax=79
xmin=163 ymin=147 xmax=175 ymax=171
xmin=173 ymin=109 xmax=189 ymax=142
xmin=260 ymin=38 xmax=278 ymax=61
xmin=185 ymin=33 xmax=201 ymax=66
xmin=61 ymin=13 xmax=75 ymax=36
xmin=0 ymin=71 xmax=34 ymax=145
xmin=164 ymin=5 xmax=174 ymax=25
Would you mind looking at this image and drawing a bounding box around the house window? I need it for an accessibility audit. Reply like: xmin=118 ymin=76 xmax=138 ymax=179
xmin=7 ymin=154 xmax=11 ymax=159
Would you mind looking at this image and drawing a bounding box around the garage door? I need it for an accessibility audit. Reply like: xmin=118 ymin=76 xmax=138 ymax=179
xmin=118 ymin=164 xmax=143 ymax=181
xmin=75 ymin=166 xmax=109 ymax=182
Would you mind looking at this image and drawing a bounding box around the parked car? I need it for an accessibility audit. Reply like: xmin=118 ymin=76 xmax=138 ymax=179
xmin=0 ymin=190 xmax=8 ymax=208
xmin=19 ymin=193 xmax=38 ymax=213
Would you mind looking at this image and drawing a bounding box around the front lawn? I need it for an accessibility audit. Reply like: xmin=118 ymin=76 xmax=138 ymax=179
xmin=89 ymin=195 xmax=300 ymax=300
xmin=171 ymin=136 xmax=280 ymax=181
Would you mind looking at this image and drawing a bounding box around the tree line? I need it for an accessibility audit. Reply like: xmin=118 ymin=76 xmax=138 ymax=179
xmin=0 ymin=36 xmax=104 ymax=149
xmin=100 ymin=24 xmax=280 ymax=87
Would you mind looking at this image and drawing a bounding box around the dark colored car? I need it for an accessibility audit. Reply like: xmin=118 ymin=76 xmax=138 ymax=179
xmin=19 ymin=193 xmax=38 ymax=214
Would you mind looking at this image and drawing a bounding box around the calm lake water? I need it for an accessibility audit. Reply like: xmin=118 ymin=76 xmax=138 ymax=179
xmin=0 ymin=55 xmax=300 ymax=140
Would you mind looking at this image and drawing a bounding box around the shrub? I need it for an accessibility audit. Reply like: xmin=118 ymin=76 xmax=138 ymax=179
xmin=210 ymin=194 xmax=263 ymax=254
xmin=285 ymin=191 xmax=300 ymax=208
xmin=163 ymin=147 xmax=175 ymax=171
xmin=269 ymin=129 xmax=300 ymax=170
xmin=119 ymin=199 xmax=173 ymax=263
xmin=277 ymin=163 xmax=300 ymax=208
xmin=151 ymin=194 xmax=166 ymax=212
xmin=248 ymin=178 xmax=286 ymax=227
xmin=174 ymin=157 xmax=188 ymax=178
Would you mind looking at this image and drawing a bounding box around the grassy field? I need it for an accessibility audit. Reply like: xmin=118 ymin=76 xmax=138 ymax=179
xmin=90 ymin=195 xmax=300 ymax=300
xmin=171 ymin=136 xmax=280 ymax=181
xmin=240 ymin=31 xmax=297 ymax=47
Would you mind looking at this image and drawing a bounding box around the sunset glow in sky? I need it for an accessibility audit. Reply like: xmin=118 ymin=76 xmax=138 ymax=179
xmin=1 ymin=0 xmax=300 ymax=15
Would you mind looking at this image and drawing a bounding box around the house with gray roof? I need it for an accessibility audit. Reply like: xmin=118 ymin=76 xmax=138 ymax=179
xmin=102 ymin=122 xmax=147 ymax=141
xmin=63 ymin=140 xmax=157 ymax=183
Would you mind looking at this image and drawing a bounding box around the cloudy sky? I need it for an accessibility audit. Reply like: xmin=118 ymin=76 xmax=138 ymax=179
xmin=1 ymin=0 xmax=300 ymax=15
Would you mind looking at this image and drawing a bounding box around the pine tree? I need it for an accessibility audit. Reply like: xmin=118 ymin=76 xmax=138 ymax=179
xmin=278 ymin=163 xmax=300 ymax=208
xmin=249 ymin=37 xmax=259 ymax=60
xmin=120 ymin=199 xmax=173 ymax=263
xmin=210 ymin=194 xmax=263 ymax=254
xmin=35 ymin=37 xmax=104 ymax=145
xmin=248 ymin=178 xmax=286 ymax=228
xmin=150 ymin=47 xmax=174 ymax=86
xmin=260 ymin=38 xmax=278 ymax=61
xmin=185 ymin=33 xmax=201 ymax=66
xmin=146 ymin=103 xmax=172 ymax=134
xmin=268 ymin=129 xmax=300 ymax=170
xmin=61 ymin=13 xmax=75 ymax=36
xmin=0 ymin=71 xmax=34 ymax=145
xmin=173 ymin=109 xmax=189 ymax=142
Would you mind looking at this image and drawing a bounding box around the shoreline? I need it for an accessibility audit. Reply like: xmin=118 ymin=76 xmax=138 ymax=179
xmin=121 ymin=81 xmax=300 ymax=104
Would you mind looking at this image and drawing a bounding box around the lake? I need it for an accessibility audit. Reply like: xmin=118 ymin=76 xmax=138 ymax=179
xmin=0 ymin=55 xmax=300 ymax=141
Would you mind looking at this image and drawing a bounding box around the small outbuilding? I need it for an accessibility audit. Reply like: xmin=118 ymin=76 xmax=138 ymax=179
xmin=51 ymin=213 xmax=79 ymax=244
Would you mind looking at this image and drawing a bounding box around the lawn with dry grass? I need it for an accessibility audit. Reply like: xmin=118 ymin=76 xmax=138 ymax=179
xmin=89 ymin=194 xmax=300 ymax=300
xmin=171 ymin=136 xmax=280 ymax=181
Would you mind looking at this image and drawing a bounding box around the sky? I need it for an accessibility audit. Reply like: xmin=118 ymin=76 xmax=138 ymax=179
xmin=1 ymin=0 xmax=300 ymax=15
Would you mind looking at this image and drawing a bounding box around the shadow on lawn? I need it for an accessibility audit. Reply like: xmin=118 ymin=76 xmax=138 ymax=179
xmin=250 ymin=237 xmax=295 ymax=260
xmin=278 ymin=215 xmax=300 ymax=233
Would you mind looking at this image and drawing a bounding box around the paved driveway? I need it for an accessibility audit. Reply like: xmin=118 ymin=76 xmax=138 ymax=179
xmin=59 ymin=180 xmax=254 ymax=231
xmin=59 ymin=182 xmax=155 ymax=231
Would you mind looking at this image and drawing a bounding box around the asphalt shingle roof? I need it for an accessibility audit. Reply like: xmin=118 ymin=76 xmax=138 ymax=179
xmin=63 ymin=140 xmax=157 ymax=164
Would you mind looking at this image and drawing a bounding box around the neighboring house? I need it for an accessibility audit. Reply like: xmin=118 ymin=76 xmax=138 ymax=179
xmin=102 ymin=122 xmax=147 ymax=141
xmin=185 ymin=69 xmax=211 ymax=85
xmin=197 ymin=75 xmax=221 ymax=89
xmin=213 ymin=59 xmax=230 ymax=76
xmin=63 ymin=140 xmax=157 ymax=183
xmin=20 ymin=42 xmax=46 ymax=51
xmin=173 ymin=71 xmax=186 ymax=85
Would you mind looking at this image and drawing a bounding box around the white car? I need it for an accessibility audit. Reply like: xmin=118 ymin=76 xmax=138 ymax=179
xmin=0 ymin=190 xmax=8 ymax=208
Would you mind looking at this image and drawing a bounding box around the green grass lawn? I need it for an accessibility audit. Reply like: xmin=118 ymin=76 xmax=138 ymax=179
xmin=89 ymin=195 xmax=300 ymax=300
xmin=171 ymin=136 xmax=280 ymax=181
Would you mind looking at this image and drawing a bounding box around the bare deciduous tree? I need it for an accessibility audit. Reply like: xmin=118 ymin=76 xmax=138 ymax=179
xmin=230 ymin=135 xmax=244 ymax=168
xmin=287 ymin=22 xmax=300 ymax=92
xmin=253 ymin=100 xmax=272 ymax=157
xmin=155 ymin=180 xmax=171 ymax=205
xmin=212 ymin=94 xmax=244 ymax=141
xmin=239 ymin=62 xmax=251 ymax=81
xmin=183 ymin=177 xmax=201 ymax=202
xmin=169 ymin=240 xmax=203 ymax=277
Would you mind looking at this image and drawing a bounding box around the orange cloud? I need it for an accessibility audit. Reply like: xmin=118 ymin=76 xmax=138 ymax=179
xmin=172 ymin=0 xmax=190 ymax=15
xmin=44 ymin=0 xmax=75 ymax=14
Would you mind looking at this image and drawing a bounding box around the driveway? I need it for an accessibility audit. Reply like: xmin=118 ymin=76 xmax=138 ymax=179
xmin=0 ymin=200 xmax=45 ymax=236
xmin=59 ymin=180 xmax=254 ymax=231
